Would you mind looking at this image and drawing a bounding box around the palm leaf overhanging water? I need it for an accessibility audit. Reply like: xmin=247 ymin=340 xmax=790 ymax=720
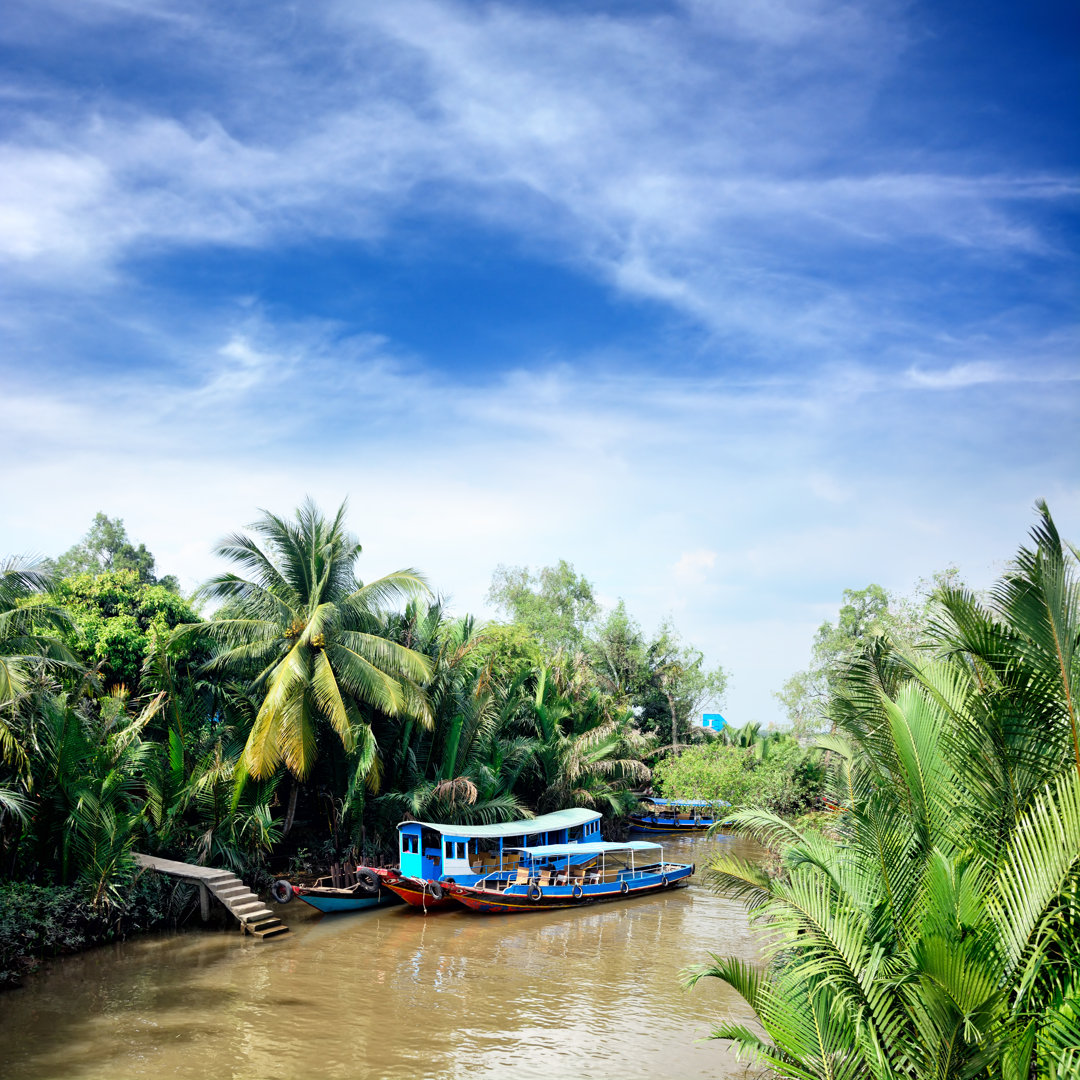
xmin=689 ymin=501 xmax=1080 ymax=1080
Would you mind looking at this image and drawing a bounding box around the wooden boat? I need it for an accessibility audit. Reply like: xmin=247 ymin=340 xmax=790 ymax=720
xmin=381 ymin=807 xmax=604 ymax=910
xmin=271 ymin=867 xmax=403 ymax=914
xmin=444 ymin=841 xmax=693 ymax=913
xmin=628 ymin=797 xmax=730 ymax=834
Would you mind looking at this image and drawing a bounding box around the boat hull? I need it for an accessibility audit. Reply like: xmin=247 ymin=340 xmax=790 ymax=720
xmin=627 ymin=817 xmax=716 ymax=834
xmin=445 ymin=864 xmax=693 ymax=914
xmin=379 ymin=874 xmax=457 ymax=910
xmin=296 ymin=888 xmax=400 ymax=914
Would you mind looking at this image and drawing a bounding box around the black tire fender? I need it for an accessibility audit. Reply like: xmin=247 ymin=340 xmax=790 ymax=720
xmin=572 ymin=884 xmax=583 ymax=899
xmin=426 ymin=881 xmax=443 ymax=901
xmin=528 ymin=884 xmax=543 ymax=901
xmin=620 ymin=881 xmax=629 ymax=895
xmin=271 ymin=879 xmax=294 ymax=904
xmin=355 ymin=868 xmax=379 ymax=896
xmin=661 ymin=875 xmax=669 ymax=887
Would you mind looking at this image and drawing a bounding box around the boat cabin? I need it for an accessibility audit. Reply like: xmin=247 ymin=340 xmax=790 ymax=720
xmin=397 ymin=807 xmax=602 ymax=884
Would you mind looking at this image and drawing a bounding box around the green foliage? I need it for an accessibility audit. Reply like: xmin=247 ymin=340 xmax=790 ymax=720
xmin=177 ymin=498 xmax=433 ymax=782
xmin=774 ymin=581 xmax=946 ymax=735
xmin=653 ymin=736 xmax=823 ymax=816
xmin=48 ymin=512 xmax=179 ymax=591
xmin=693 ymin=503 xmax=1080 ymax=1079
xmin=487 ymin=559 xmax=599 ymax=653
xmin=0 ymin=876 xmax=187 ymax=988
xmin=53 ymin=570 xmax=197 ymax=689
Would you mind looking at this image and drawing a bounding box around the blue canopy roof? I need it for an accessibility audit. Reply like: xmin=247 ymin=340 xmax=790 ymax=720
xmin=396 ymin=806 xmax=600 ymax=839
xmin=506 ymin=841 xmax=662 ymax=857
xmin=641 ymin=798 xmax=730 ymax=808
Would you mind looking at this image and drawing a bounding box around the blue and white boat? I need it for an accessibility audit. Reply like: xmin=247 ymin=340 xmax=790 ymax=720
xmin=628 ymin=797 xmax=730 ymax=833
xmin=383 ymin=807 xmax=604 ymax=908
xmin=444 ymin=840 xmax=693 ymax=912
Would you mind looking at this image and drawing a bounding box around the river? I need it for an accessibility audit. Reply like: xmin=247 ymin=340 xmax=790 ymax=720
xmin=0 ymin=833 xmax=765 ymax=1079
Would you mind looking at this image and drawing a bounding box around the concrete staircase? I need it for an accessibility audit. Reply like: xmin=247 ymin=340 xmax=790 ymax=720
xmin=134 ymin=854 xmax=289 ymax=940
xmin=204 ymin=871 xmax=290 ymax=939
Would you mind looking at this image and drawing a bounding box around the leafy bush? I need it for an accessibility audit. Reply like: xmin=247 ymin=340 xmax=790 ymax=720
xmin=0 ymin=874 xmax=189 ymax=989
xmin=652 ymin=737 xmax=822 ymax=816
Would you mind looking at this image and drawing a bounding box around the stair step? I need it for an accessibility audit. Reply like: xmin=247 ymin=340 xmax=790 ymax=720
xmin=239 ymin=907 xmax=274 ymax=922
xmin=231 ymin=901 xmax=267 ymax=915
xmin=215 ymin=884 xmax=248 ymax=896
xmin=251 ymin=924 xmax=289 ymax=939
xmin=225 ymin=894 xmax=260 ymax=907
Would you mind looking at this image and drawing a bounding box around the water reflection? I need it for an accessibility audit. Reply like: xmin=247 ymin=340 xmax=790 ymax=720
xmin=0 ymin=833 xmax=762 ymax=1079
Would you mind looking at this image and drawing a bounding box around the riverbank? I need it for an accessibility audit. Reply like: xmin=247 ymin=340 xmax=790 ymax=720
xmin=0 ymin=876 xmax=198 ymax=989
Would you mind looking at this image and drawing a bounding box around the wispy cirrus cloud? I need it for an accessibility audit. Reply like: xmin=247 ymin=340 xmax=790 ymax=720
xmin=1 ymin=0 xmax=1077 ymax=724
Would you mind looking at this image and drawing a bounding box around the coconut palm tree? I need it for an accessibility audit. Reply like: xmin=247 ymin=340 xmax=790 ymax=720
xmin=0 ymin=557 xmax=77 ymax=771
xmin=689 ymin=504 xmax=1080 ymax=1079
xmin=182 ymin=499 xmax=433 ymax=783
xmin=523 ymin=667 xmax=651 ymax=816
xmin=374 ymin=603 xmax=533 ymax=830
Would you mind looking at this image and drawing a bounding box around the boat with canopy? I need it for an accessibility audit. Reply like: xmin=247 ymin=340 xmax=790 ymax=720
xmin=628 ymin=797 xmax=730 ymax=834
xmin=443 ymin=840 xmax=693 ymax=913
xmin=376 ymin=807 xmax=604 ymax=909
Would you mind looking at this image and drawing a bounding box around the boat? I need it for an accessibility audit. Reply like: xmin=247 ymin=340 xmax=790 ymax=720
xmin=271 ymin=867 xmax=404 ymax=914
xmin=443 ymin=840 xmax=693 ymax=913
xmin=627 ymin=797 xmax=730 ymax=833
xmin=380 ymin=807 xmax=604 ymax=910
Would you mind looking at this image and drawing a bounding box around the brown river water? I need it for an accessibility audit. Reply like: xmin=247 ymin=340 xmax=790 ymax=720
xmin=0 ymin=833 xmax=765 ymax=1080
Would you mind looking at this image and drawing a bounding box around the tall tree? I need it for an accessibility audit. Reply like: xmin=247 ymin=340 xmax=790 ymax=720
xmin=49 ymin=513 xmax=179 ymax=591
xmin=487 ymin=559 xmax=599 ymax=654
xmin=185 ymin=499 xmax=434 ymax=783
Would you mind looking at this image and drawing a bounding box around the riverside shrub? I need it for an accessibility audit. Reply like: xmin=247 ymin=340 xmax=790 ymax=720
xmin=0 ymin=875 xmax=188 ymax=989
xmin=652 ymin=739 xmax=822 ymax=816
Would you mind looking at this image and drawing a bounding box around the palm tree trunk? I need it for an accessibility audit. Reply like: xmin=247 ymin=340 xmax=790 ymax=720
xmin=282 ymin=780 xmax=300 ymax=837
xmin=667 ymin=690 xmax=678 ymax=751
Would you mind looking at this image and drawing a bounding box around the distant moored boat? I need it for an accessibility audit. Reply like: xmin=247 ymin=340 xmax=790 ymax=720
xmin=627 ymin=798 xmax=730 ymax=833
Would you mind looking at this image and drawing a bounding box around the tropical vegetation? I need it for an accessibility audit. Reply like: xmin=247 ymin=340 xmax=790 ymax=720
xmin=0 ymin=499 xmax=729 ymax=985
xmin=691 ymin=502 xmax=1080 ymax=1079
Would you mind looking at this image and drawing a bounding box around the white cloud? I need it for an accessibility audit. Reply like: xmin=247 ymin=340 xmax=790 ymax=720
xmin=673 ymin=549 xmax=718 ymax=585
xmin=0 ymin=0 xmax=1073 ymax=354
xmin=4 ymin=315 xmax=1078 ymax=725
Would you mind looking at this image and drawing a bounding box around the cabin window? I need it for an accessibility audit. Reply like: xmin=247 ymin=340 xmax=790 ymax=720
xmin=456 ymin=842 xmax=466 ymax=860
xmin=568 ymin=825 xmax=584 ymax=842
xmin=444 ymin=840 xmax=454 ymax=859
xmin=502 ymin=836 xmax=524 ymax=850
xmin=401 ymin=834 xmax=419 ymax=854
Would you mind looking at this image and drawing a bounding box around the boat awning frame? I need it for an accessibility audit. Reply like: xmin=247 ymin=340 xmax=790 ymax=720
xmin=504 ymin=841 xmax=663 ymax=857
xmin=641 ymin=798 xmax=730 ymax=808
xmin=395 ymin=806 xmax=601 ymax=839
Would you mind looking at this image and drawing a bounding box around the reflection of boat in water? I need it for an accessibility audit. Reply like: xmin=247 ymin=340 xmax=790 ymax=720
xmin=271 ymin=868 xmax=403 ymax=914
xmin=381 ymin=807 xmax=604 ymax=910
xmin=445 ymin=841 xmax=693 ymax=913
xmin=628 ymin=798 xmax=730 ymax=834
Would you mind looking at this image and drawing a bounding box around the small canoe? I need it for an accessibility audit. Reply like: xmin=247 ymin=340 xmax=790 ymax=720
xmin=272 ymin=867 xmax=403 ymax=914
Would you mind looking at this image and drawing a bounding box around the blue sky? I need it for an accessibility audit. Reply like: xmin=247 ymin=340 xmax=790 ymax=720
xmin=2 ymin=0 xmax=1077 ymax=725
